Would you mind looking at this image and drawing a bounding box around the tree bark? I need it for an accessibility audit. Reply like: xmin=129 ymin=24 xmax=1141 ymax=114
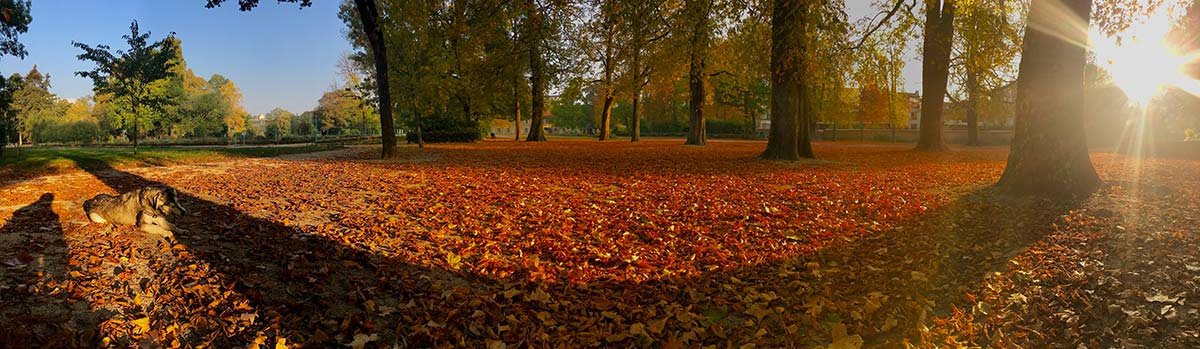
xmin=997 ymin=0 xmax=1100 ymax=198
xmin=354 ymin=0 xmax=397 ymax=158
xmin=915 ymin=0 xmax=955 ymax=152
xmin=685 ymin=0 xmax=712 ymax=146
xmin=524 ymin=0 xmax=547 ymax=142
xmin=598 ymin=95 xmax=614 ymax=140
xmin=762 ymin=0 xmax=813 ymax=160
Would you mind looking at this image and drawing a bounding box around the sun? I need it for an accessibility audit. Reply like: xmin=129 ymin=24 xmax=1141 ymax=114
xmin=1090 ymin=8 xmax=1200 ymax=107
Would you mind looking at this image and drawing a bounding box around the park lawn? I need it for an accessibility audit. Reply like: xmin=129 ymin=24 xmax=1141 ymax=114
xmin=0 ymin=140 xmax=1197 ymax=347
xmin=0 ymin=144 xmax=341 ymax=180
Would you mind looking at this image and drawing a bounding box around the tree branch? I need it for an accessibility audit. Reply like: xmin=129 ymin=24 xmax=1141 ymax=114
xmin=846 ymin=0 xmax=916 ymax=51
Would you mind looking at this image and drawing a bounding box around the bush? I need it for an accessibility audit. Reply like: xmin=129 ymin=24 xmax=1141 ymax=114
xmin=407 ymin=130 xmax=480 ymax=143
xmin=706 ymin=118 xmax=754 ymax=135
xmin=33 ymin=120 xmax=106 ymax=144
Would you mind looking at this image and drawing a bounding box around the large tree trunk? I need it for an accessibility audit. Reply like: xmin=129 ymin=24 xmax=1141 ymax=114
xmin=598 ymin=95 xmax=614 ymax=140
xmin=915 ymin=0 xmax=956 ymax=151
xmin=354 ymin=0 xmax=397 ymax=158
xmin=997 ymin=0 xmax=1100 ymax=198
xmin=598 ymin=15 xmax=617 ymax=142
xmin=685 ymin=0 xmax=711 ymax=146
xmin=966 ymin=69 xmax=980 ymax=146
xmin=762 ymin=0 xmax=813 ymax=160
xmin=524 ymin=0 xmax=547 ymax=142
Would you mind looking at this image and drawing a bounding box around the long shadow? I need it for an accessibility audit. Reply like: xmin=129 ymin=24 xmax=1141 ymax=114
xmin=0 ymin=193 xmax=105 ymax=347
xmin=841 ymin=187 xmax=1082 ymax=345
xmin=58 ymin=155 xmax=486 ymax=347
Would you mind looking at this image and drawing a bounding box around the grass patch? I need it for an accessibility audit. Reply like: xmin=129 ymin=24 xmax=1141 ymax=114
xmin=0 ymin=144 xmax=341 ymax=180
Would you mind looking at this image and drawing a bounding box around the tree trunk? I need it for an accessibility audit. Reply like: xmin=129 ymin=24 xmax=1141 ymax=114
xmin=761 ymin=0 xmax=813 ymax=160
xmin=631 ymin=93 xmax=641 ymax=142
xmin=599 ymin=95 xmax=614 ymax=140
xmin=524 ymin=0 xmax=547 ymax=142
xmin=685 ymin=1 xmax=711 ymax=146
xmin=513 ymin=81 xmax=522 ymax=141
xmin=131 ymin=101 xmax=139 ymax=154
xmin=966 ymin=69 xmax=980 ymax=146
xmin=598 ymin=15 xmax=617 ymax=142
xmin=630 ymin=40 xmax=643 ymax=143
xmin=686 ymin=59 xmax=708 ymax=145
xmin=915 ymin=0 xmax=955 ymax=152
xmin=462 ymin=94 xmax=473 ymax=123
xmin=354 ymin=0 xmax=397 ymax=158
xmin=414 ymin=108 xmax=425 ymax=148
xmin=997 ymin=0 xmax=1100 ymax=198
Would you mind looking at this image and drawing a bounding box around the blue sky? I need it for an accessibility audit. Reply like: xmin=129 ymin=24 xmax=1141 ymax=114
xmin=0 ymin=1 xmax=353 ymax=115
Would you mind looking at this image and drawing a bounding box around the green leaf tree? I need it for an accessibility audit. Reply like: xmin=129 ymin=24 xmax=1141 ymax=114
xmin=0 ymin=0 xmax=31 ymax=156
xmin=74 ymin=21 xmax=179 ymax=153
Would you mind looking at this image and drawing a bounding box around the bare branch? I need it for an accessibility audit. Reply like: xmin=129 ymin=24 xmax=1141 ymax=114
xmin=846 ymin=0 xmax=916 ymax=51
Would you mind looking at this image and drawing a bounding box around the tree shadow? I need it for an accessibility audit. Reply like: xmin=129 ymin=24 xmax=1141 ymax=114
xmin=812 ymin=187 xmax=1085 ymax=345
xmin=0 ymin=193 xmax=107 ymax=347
xmin=53 ymin=154 xmax=487 ymax=346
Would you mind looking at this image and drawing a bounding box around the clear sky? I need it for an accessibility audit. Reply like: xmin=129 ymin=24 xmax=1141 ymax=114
xmin=0 ymin=1 xmax=353 ymax=115
xmin=845 ymin=1 xmax=924 ymax=94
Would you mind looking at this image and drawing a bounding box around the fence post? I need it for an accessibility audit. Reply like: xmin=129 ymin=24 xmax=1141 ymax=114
xmin=891 ymin=125 xmax=896 ymax=143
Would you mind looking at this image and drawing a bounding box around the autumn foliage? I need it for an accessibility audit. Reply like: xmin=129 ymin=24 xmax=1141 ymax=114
xmin=1 ymin=140 xmax=1197 ymax=347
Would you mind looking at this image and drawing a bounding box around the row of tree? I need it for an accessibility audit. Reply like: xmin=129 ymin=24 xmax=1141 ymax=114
xmin=329 ymin=0 xmax=943 ymax=147
xmin=0 ymin=18 xmax=377 ymax=154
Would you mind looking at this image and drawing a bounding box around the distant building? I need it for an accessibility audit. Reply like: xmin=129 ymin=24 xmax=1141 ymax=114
xmin=906 ymin=92 xmax=922 ymax=129
xmin=942 ymin=82 xmax=1017 ymax=129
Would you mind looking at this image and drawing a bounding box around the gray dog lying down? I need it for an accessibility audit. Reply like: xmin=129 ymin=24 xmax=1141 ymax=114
xmin=83 ymin=186 xmax=186 ymax=237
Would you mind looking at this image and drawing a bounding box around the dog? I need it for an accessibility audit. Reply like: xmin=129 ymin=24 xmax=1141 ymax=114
xmin=83 ymin=186 xmax=186 ymax=237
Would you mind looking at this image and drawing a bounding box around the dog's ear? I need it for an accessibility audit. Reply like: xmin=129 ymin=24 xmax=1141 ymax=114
xmin=168 ymin=188 xmax=187 ymax=214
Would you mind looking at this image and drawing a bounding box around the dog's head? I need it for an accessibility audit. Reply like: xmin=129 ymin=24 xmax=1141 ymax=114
xmin=140 ymin=187 xmax=186 ymax=217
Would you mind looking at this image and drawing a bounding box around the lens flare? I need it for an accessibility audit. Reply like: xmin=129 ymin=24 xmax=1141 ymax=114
xmin=1090 ymin=8 xmax=1200 ymax=107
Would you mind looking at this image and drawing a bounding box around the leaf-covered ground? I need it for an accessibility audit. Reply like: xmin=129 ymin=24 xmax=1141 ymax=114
xmin=0 ymin=140 xmax=1196 ymax=348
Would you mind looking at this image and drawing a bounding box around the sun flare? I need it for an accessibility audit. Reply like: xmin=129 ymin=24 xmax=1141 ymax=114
xmin=1090 ymin=8 xmax=1200 ymax=106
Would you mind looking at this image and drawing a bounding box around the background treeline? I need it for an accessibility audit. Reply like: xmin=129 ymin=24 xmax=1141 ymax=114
xmin=1 ymin=39 xmax=378 ymax=146
xmin=336 ymin=0 xmax=920 ymax=143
